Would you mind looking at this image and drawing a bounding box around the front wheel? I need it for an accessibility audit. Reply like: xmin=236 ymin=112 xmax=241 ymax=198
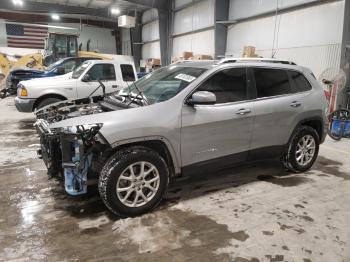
xmin=98 ymin=146 xmax=169 ymax=217
xmin=282 ymin=126 xmax=320 ymax=173
xmin=37 ymin=97 xmax=63 ymax=110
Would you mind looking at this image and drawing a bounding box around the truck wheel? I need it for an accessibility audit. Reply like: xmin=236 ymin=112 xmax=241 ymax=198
xmin=282 ymin=126 xmax=319 ymax=173
xmin=98 ymin=146 xmax=169 ymax=217
xmin=37 ymin=97 xmax=62 ymax=109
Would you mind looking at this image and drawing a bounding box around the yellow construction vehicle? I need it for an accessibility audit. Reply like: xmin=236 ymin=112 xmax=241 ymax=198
xmin=0 ymin=32 xmax=111 ymax=80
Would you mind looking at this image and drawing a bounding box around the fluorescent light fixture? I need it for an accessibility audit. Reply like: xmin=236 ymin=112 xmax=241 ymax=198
xmin=12 ymin=0 xmax=24 ymax=6
xmin=51 ymin=14 xmax=60 ymax=20
xmin=110 ymin=7 xmax=120 ymax=15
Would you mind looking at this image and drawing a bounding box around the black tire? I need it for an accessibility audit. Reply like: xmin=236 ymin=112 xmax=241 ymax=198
xmin=282 ymin=126 xmax=320 ymax=173
xmin=98 ymin=146 xmax=169 ymax=217
xmin=37 ymin=97 xmax=62 ymax=109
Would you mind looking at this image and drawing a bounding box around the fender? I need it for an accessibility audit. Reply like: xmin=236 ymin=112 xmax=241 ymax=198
xmin=110 ymin=135 xmax=181 ymax=174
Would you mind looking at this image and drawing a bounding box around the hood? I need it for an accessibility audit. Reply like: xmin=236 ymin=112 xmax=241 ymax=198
xmin=11 ymin=68 xmax=45 ymax=76
xmin=20 ymin=72 xmax=73 ymax=87
xmin=48 ymin=107 xmax=134 ymax=129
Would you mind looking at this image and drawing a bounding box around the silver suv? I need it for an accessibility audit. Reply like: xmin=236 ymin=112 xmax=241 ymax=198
xmin=35 ymin=58 xmax=328 ymax=217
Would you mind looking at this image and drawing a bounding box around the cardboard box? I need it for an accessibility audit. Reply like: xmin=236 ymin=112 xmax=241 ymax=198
xmin=171 ymin=57 xmax=185 ymax=63
xmin=182 ymin=51 xmax=193 ymax=59
xmin=242 ymin=46 xmax=256 ymax=57
xmin=146 ymin=58 xmax=161 ymax=66
xmin=194 ymin=55 xmax=213 ymax=60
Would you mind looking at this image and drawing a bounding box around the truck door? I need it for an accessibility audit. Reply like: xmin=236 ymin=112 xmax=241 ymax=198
xmin=78 ymin=63 xmax=119 ymax=98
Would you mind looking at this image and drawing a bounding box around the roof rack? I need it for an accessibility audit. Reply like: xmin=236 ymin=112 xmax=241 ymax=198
xmin=171 ymin=59 xmax=215 ymax=65
xmin=216 ymin=57 xmax=296 ymax=65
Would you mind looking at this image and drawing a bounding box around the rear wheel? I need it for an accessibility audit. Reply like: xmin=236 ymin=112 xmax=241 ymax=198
xmin=282 ymin=126 xmax=319 ymax=173
xmin=98 ymin=146 xmax=169 ymax=217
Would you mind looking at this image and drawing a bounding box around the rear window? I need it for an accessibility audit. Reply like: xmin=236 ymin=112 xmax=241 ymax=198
xmin=120 ymin=64 xmax=135 ymax=82
xmin=254 ymin=68 xmax=292 ymax=98
xmin=289 ymin=71 xmax=312 ymax=92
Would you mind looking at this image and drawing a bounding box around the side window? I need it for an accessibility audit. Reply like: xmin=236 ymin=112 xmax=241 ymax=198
xmin=197 ymin=68 xmax=247 ymax=104
xmin=289 ymin=71 xmax=312 ymax=92
xmin=87 ymin=64 xmax=116 ymax=81
xmin=254 ymin=68 xmax=291 ymax=98
xmin=120 ymin=64 xmax=135 ymax=82
xmin=61 ymin=60 xmax=77 ymax=74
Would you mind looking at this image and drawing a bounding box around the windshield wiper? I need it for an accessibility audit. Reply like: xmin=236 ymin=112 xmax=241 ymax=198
xmin=125 ymin=81 xmax=149 ymax=106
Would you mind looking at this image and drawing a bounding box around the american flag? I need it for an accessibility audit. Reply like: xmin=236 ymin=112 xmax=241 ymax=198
xmin=6 ymin=23 xmax=48 ymax=49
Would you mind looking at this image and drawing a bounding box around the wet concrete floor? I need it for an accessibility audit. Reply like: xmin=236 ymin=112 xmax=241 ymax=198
xmin=0 ymin=97 xmax=349 ymax=261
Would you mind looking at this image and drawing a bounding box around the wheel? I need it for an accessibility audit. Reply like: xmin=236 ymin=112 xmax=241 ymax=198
xmin=37 ymin=97 xmax=62 ymax=109
xmin=98 ymin=146 xmax=169 ymax=217
xmin=282 ymin=126 xmax=319 ymax=173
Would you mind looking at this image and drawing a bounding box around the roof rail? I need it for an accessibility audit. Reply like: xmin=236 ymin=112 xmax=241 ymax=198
xmin=216 ymin=57 xmax=296 ymax=65
xmin=171 ymin=59 xmax=215 ymax=65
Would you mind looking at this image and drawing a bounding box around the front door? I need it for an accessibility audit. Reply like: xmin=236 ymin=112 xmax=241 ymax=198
xmin=181 ymin=67 xmax=254 ymax=173
xmin=78 ymin=63 xmax=118 ymax=98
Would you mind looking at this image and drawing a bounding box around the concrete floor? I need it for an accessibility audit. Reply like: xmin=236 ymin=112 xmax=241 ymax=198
xmin=0 ymin=96 xmax=349 ymax=262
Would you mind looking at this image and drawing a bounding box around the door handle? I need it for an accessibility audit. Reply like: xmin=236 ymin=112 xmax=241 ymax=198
xmin=64 ymin=87 xmax=73 ymax=90
xmin=112 ymin=85 xmax=119 ymax=88
xmin=236 ymin=108 xmax=251 ymax=115
xmin=290 ymin=101 xmax=301 ymax=107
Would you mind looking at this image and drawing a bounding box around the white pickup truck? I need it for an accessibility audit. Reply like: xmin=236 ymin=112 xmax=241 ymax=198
xmin=15 ymin=56 xmax=137 ymax=112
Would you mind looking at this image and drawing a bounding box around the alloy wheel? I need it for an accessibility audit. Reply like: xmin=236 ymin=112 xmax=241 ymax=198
xmin=116 ymin=161 xmax=160 ymax=207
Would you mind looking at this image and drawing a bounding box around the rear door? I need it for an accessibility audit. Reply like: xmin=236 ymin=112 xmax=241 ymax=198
xmin=118 ymin=64 xmax=137 ymax=90
xmin=249 ymin=67 xmax=306 ymax=158
xmin=181 ymin=67 xmax=255 ymax=172
xmin=77 ymin=63 xmax=118 ymax=97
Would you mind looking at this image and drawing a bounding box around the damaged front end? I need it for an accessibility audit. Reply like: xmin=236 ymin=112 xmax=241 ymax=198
xmin=35 ymin=119 xmax=109 ymax=196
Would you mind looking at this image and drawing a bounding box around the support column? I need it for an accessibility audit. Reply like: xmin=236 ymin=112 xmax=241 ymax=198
xmin=158 ymin=0 xmax=172 ymax=66
xmin=215 ymin=0 xmax=230 ymax=59
xmin=340 ymin=0 xmax=350 ymax=108
xmin=131 ymin=12 xmax=142 ymax=71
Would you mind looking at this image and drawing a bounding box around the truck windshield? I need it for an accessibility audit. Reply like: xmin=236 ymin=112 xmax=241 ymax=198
xmin=119 ymin=66 xmax=207 ymax=104
xmin=46 ymin=59 xmax=63 ymax=71
xmin=72 ymin=61 xmax=90 ymax=79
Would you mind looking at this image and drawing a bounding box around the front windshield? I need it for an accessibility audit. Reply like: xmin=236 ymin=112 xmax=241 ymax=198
xmin=119 ymin=66 xmax=207 ymax=104
xmin=46 ymin=59 xmax=63 ymax=71
xmin=72 ymin=61 xmax=90 ymax=79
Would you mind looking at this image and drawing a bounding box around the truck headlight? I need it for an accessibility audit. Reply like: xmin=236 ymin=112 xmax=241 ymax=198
xmin=18 ymin=84 xmax=28 ymax=97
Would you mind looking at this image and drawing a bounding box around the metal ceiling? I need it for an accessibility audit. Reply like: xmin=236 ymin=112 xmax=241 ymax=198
xmin=0 ymin=0 xmax=167 ymax=21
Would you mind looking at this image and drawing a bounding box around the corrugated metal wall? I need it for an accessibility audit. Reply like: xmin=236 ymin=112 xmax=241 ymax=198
xmin=226 ymin=0 xmax=345 ymax=78
xmin=141 ymin=8 xmax=161 ymax=59
xmin=172 ymin=0 xmax=215 ymax=58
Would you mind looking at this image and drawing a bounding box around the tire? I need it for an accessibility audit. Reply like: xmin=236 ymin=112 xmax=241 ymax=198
xmin=37 ymin=97 xmax=63 ymax=109
xmin=98 ymin=146 xmax=169 ymax=217
xmin=282 ymin=126 xmax=320 ymax=173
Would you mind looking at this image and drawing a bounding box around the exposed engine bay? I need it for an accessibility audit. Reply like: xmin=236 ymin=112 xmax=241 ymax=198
xmin=35 ymin=91 xmax=145 ymax=123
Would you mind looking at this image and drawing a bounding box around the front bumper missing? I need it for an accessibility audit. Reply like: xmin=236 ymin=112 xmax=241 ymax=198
xmin=35 ymin=119 xmax=94 ymax=196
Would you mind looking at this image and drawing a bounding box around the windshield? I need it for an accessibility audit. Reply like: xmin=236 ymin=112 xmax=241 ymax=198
xmin=72 ymin=61 xmax=90 ymax=79
xmin=46 ymin=59 xmax=63 ymax=71
xmin=119 ymin=66 xmax=207 ymax=104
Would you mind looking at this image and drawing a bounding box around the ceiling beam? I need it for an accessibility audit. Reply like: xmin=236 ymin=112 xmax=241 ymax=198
xmin=0 ymin=11 xmax=118 ymax=28
xmin=111 ymin=0 xmax=168 ymax=10
xmin=0 ymin=0 xmax=109 ymax=18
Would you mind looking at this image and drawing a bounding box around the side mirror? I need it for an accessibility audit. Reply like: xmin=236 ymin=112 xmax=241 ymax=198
xmin=56 ymin=66 xmax=65 ymax=75
xmin=187 ymin=91 xmax=216 ymax=106
xmin=82 ymin=74 xmax=90 ymax=82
